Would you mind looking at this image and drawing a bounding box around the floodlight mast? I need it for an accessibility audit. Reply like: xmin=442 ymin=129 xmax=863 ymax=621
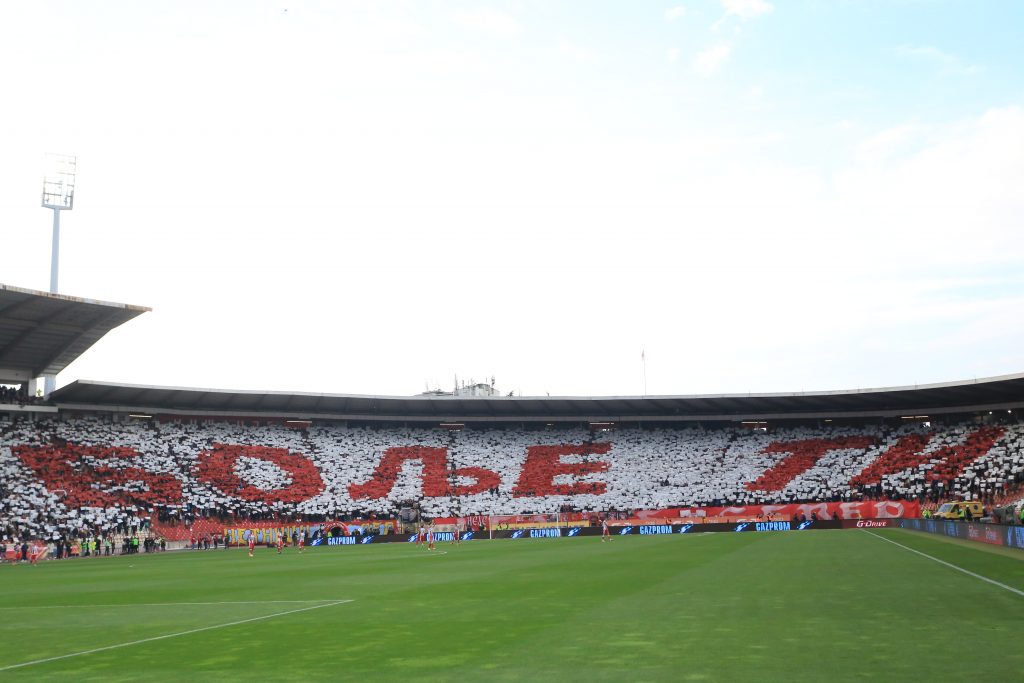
xmin=40 ymin=154 xmax=76 ymax=396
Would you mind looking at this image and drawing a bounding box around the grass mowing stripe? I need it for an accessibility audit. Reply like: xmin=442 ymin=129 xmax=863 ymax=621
xmin=0 ymin=600 xmax=351 ymax=610
xmin=0 ymin=599 xmax=353 ymax=672
xmin=864 ymin=530 xmax=1024 ymax=598
xmin=5 ymin=536 xmax=1022 ymax=680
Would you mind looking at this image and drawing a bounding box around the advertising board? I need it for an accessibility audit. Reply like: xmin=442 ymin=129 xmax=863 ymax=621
xmin=899 ymin=519 xmax=1024 ymax=551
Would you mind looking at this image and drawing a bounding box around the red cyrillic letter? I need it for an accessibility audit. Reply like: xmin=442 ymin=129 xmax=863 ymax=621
xmin=349 ymin=446 xmax=499 ymax=499
xmin=195 ymin=443 xmax=325 ymax=503
xmin=13 ymin=444 xmax=183 ymax=508
xmin=851 ymin=427 xmax=1004 ymax=486
xmin=512 ymin=443 xmax=611 ymax=497
xmin=449 ymin=466 xmax=501 ymax=496
xmin=746 ymin=437 xmax=875 ymax=492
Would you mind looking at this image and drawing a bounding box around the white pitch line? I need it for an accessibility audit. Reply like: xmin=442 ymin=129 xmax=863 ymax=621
xmin=864 ymin=530 xmax=1024 ymax=598
xmin=0 ymin=600 xmax=350 ymax=610
xmin=0 ymin=599 xmax=353 ymax=672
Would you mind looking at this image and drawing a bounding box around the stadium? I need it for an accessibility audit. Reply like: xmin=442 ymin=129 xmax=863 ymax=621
xmin=4 ymin=3 xmax=1024 ymax=681
xmin=2 ymin=285 xmax=1023 ymax=681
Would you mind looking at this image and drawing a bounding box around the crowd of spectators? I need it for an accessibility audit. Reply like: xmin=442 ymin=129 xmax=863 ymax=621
xmin=0 ymin=385 xmax=42 ymax=406
xmin=1 ymin=414 xmax=1022 ymax=545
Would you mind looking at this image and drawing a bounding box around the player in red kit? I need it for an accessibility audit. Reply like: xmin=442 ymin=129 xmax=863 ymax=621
xmin=298 ymin=533 xmax=305 ymax=554
xmin=276 ymin=534 xmax=284 ymax=554
xmin=248 ymin=534 xmax=255 ymax=557
xmin=29 ymin=541 xmax=45 ymax=565
xmin=601 ymin=518 xmax=611 ymax=543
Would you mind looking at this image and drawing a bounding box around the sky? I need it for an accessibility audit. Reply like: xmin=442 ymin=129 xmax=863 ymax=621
xmin=1 ymin=0 xmax=1023 ymax=398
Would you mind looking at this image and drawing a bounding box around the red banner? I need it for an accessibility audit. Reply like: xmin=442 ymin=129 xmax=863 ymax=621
xmin=432 ymin=504 xmax=919 ymax=528
xmin=634 ymin=501 xmax=920 ymax=520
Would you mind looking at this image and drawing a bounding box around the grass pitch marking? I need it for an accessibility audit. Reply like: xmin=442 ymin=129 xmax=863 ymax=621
xmin=0 ymin=599 xmax=353 ymax=672
xmin=864 ymin=530 xmax=1024 ymax=598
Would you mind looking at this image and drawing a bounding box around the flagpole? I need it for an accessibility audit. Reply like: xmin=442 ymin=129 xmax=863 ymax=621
xmin=642 ymin=350 xmax=647 ymax=396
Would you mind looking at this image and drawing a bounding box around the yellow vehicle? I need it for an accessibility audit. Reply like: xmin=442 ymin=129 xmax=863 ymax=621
xmin=933 ymin=501 xmax=984 ymax=520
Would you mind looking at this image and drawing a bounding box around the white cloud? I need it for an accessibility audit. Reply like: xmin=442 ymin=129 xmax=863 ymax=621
xmin=453 ymin=7 xmax=520 ymax=36
xmin=833 ymin=106 xmax=1024 ymax=267
xmin=855 ymin=123 xmax=922 ymax=163
xmin=559 ymin=38 xmax=598 ymax=63
xmin=895 ymin=45 xmax=951 ymax=61
xmin=894 ymin=44 xmax=981 ymax=76
xmin=692 ymin=42 xmax=732 ymax=77
xmin=721 ymin=0 xmax=774 ymax=20
xmin=667 ymin=47 xmax=681 ymax=63
xmin=665 ymin=6 xmax=686 ymax=21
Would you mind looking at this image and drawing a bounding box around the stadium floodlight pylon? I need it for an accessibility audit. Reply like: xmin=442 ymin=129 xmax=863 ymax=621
xmin=40 ymin=153 xmax=77 ymax=397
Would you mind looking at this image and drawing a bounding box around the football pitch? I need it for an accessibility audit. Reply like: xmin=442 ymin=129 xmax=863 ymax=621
xmin=1 ymin=529 xmax=1022 ymax=682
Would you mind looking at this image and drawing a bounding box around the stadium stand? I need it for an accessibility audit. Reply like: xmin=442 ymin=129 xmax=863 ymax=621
xmin=2 ymin=415 xmax=1022 ymax=543
xmin=4 ymin=287 xmax=1023 ymax=561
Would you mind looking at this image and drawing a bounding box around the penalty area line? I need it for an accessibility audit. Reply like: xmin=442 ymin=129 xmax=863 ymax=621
xmin=863 ymin=530 xmax=1024 ymax=599
xmin=0 ymin=599 xmax=353 ymax=672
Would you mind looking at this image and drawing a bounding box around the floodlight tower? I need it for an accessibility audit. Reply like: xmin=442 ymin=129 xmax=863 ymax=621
xmin=40 ymin=153 xmax=77 ymax=396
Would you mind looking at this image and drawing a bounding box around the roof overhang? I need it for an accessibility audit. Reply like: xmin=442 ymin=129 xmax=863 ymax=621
xmin=0 ymin=284 xmax=150 ymax=382
xmin=49 ymin=373 xmax=1024 ymax=423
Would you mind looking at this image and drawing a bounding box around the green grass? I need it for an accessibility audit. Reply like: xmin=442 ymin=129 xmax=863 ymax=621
xmin=1 ymin=529 xmax=1022 ymax=682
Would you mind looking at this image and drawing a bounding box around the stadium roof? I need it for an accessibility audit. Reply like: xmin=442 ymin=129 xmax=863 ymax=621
xmin=49 ymin=373 xmax=1024 ymax=423
xmin=0 ymin=284 xmax=150 ymax=383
